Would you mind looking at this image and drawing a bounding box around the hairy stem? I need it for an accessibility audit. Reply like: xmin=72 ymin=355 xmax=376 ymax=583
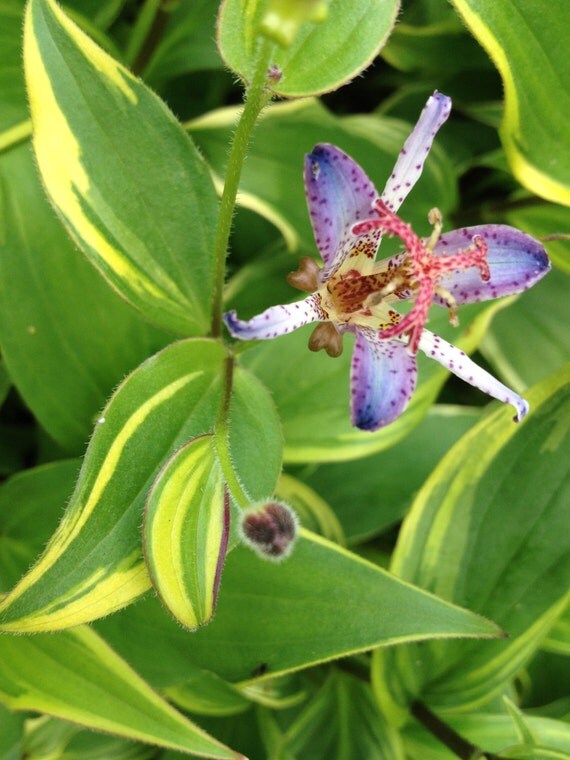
xmin=214 ymin=353 xmax=250 ymax=509
xmin=411 ymin=701 xmax=504 ymax=760
xmin=210 ymin=39 xmax=274 ymax=337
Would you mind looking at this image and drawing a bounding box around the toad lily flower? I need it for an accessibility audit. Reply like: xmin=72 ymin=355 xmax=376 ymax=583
xmin=224 ymin=92 xmax=550 ymax=431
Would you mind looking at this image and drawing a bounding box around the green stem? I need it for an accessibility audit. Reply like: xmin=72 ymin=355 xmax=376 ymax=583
xmin=210 ymin=39 xmax=274 ymax=337
xmin=214 ymin=353 xmax=251 ymax=509
xmin=411 ymin=702 xmax=504 ymax=760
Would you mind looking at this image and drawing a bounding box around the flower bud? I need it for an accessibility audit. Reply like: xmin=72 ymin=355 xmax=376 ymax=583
xmin=240 ymin=501 xmax=298 ymax=561
xmin=260 ymin=0 xmax=329 ymax=48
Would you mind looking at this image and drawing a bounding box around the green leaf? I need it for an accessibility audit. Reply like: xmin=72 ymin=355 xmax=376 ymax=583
xmin=0 ymin=703 xmax=23 ymax=760
xmin=449 ymin=0 xmax=570 ymax=206
xmin=188 ymin=99 xmax=458 ymax=254
xmin=258 ymin=670 xmax=404 ymax=759
xmin=0 ymin=142 xmax=170 ymax=452
xmin=24 ymin=0 xmax=219 ymax=335
xmin=141 ymin=0 xmax=222 ymax=85
xmin=97 ymin=529 xmax=501 ymax=686
xmin=0 ymin=339 xmax=227 ymax=632
xmin=144 ymin=435 xmax=229 ymax=630
xmin=299 ymin=405 xmax=481 ymax=543
xmin=24 ymin=717 xmax=155 ymax=760
xmin=404 ymin=712 xmax=570 ymax=760
xmin=0 ymin=460 xmax=80 ymax=591
xmin=481 ymin=268 xmax=570 ymax=393
xmin=542 ymin=602 xmax=570 ymax=656
xmin=374 ymin=365 xmax=570 ymax=716
xmin=276 ymin=473 xmax=345 ymax=544
xmin=165 ymin=671 xmax=249 ymax=718
xmin=0 ymin=1 xmax=31 ymax=152
xmin=228 ymin=366 xmax=283 ymax=501
xmin=217 ymin=0 xmax=400 ymax=97
xmin=0 ymin=626 xmax=241 ymax=758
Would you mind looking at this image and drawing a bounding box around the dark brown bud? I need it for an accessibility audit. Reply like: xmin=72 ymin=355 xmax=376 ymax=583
xmin=240 ymin=501 xmax=298 ymax=561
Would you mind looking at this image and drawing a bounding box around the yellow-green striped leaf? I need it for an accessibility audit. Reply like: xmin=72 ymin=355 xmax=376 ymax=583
xmin=24 ymin=0 xmax=219 ymax=336
xmin=450 ymin=0 xmax=570 ymax=206
xmin=0 ymin=139 xmax=170 ymax=454
xmin=0 ymin=625 xmax=241 ymax=758
xmin=0 ymin=339 xmax=227 ymax=632
xmin=144 ymin=435 xmax=229 ymax=631
xmin=373 ymin=364 xmax=570 ymax=717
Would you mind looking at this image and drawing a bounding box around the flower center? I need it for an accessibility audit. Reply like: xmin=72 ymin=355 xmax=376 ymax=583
xmin=352 ymin=199 xmax=490 ymax=354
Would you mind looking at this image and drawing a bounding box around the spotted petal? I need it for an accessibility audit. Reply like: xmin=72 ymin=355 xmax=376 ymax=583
xmin=381 ymin=91 xmax=452 ymax=213
xmin=432 ymin=225 xmax=550 ymax=306
xmin=304 ymin=144 xmax=381 ymax=281
xmin=351 ymin=328 xmax=417 ymax=431
xmin=418 ymin=330 xmax=529 ymax=421
xmin=224 ymin=294 xmax=325 ymax=340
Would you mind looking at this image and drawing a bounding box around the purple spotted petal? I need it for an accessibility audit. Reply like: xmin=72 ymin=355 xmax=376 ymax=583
xmin=304 ymin=144 xmax=381 ymax=280
xmin=381 ymin=91 xmax=452 ymax=213
xmin=418 ymin=330 xmax=529 ymax=421
xmin=224 ymin=294 xmax=325 ymax=340
xmin=432 ymin=225 xmax=550 ymax=306
xmin=350 ymin=328 xmax=417 ymax=431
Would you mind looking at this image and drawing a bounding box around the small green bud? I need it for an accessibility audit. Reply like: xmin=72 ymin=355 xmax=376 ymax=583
xmin=260 ymin=0 xmax=329 ymax=48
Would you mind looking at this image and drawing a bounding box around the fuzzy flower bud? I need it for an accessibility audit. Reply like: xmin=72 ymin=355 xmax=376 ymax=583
xmin=240 ymin=500 xmax=298 ymax=561
xmin=260 ymin=0 xmax=329 ymax=48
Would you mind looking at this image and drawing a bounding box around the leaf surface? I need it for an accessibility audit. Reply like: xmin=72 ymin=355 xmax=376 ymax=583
xmin=217 ymin=0 xmax=400 ymax=97
xmin=0 ymin=625 xmax=241 ymax=758
xmin=0 ymin=340 xmax=226 ymax=631
xmin=25 ymin=0 xmax=218 ymax=335
xmin=450 ymin=0 xmax=570 ymax=206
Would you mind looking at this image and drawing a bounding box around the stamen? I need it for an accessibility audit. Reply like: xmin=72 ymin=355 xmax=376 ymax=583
xmin=353 ymin=199 xmax=490 ymax=355
xmin=308 ymin=322 xmax=344 ymax=357
xmin=287 ymin=256 xmax=321 ymax=292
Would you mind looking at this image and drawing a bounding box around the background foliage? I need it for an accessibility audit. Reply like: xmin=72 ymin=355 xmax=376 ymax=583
xmin=0 ymin=0 xmax=568 ymax=758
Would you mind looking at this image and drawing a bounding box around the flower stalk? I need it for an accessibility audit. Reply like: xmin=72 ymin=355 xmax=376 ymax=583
xmin=210 ymin=38 xmax=274 ymax=337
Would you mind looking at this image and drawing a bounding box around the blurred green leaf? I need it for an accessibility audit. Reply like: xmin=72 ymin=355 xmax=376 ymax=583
xmin=0 ymin=460 xmax=80 ymax=591
xmin=165 ymin=672 xmax=250 ymax=718
xmin=0 ymin=626 xmax=241 ymax=758
xmin=25 ymin=0 xmax=219 ymax=335
xmin=142 ymin=0 xmax=222 ymax=85
xmin=98 ymin=529 xmax=501 ymax=685
xmin=450 ymin=0 xmax=570 ymax=206
xmin=0 ymin=1 xmax=30 ymax=150
xmin=0 ymin=339 xmax=226 ymax=631
xmin=24 ymin=716 xmax=155 ymax=760
xmin=276 ymin=472 xmax=345 ymax=544
xmin=300 ymin=405 xmax=481 ymax=543
xmin=404 ymin=711 xmax=570 ymax=760
xmin=374 ymin=365 xmax=570 ymax=716
xmin=481 ymin=269 xmax=570 ymax=393
xmin=144 ymin=435 xmax=229 ymax=630
xmin=0 ymin=143 xmax=170 ymax=452
xmin=217 ymin=0 xmax=400 ymax=97
xmin=0 ymin=703 xmax=23 ymax=760
xmin=259 ymin=670 xmax=404 ymax=759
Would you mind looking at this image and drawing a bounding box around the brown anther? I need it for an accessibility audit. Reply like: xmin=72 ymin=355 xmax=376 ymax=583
xmin=308 ymin=322 xmax=343 ymax=357
xmin=287 ymin=256 xmax=321 ymax=292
